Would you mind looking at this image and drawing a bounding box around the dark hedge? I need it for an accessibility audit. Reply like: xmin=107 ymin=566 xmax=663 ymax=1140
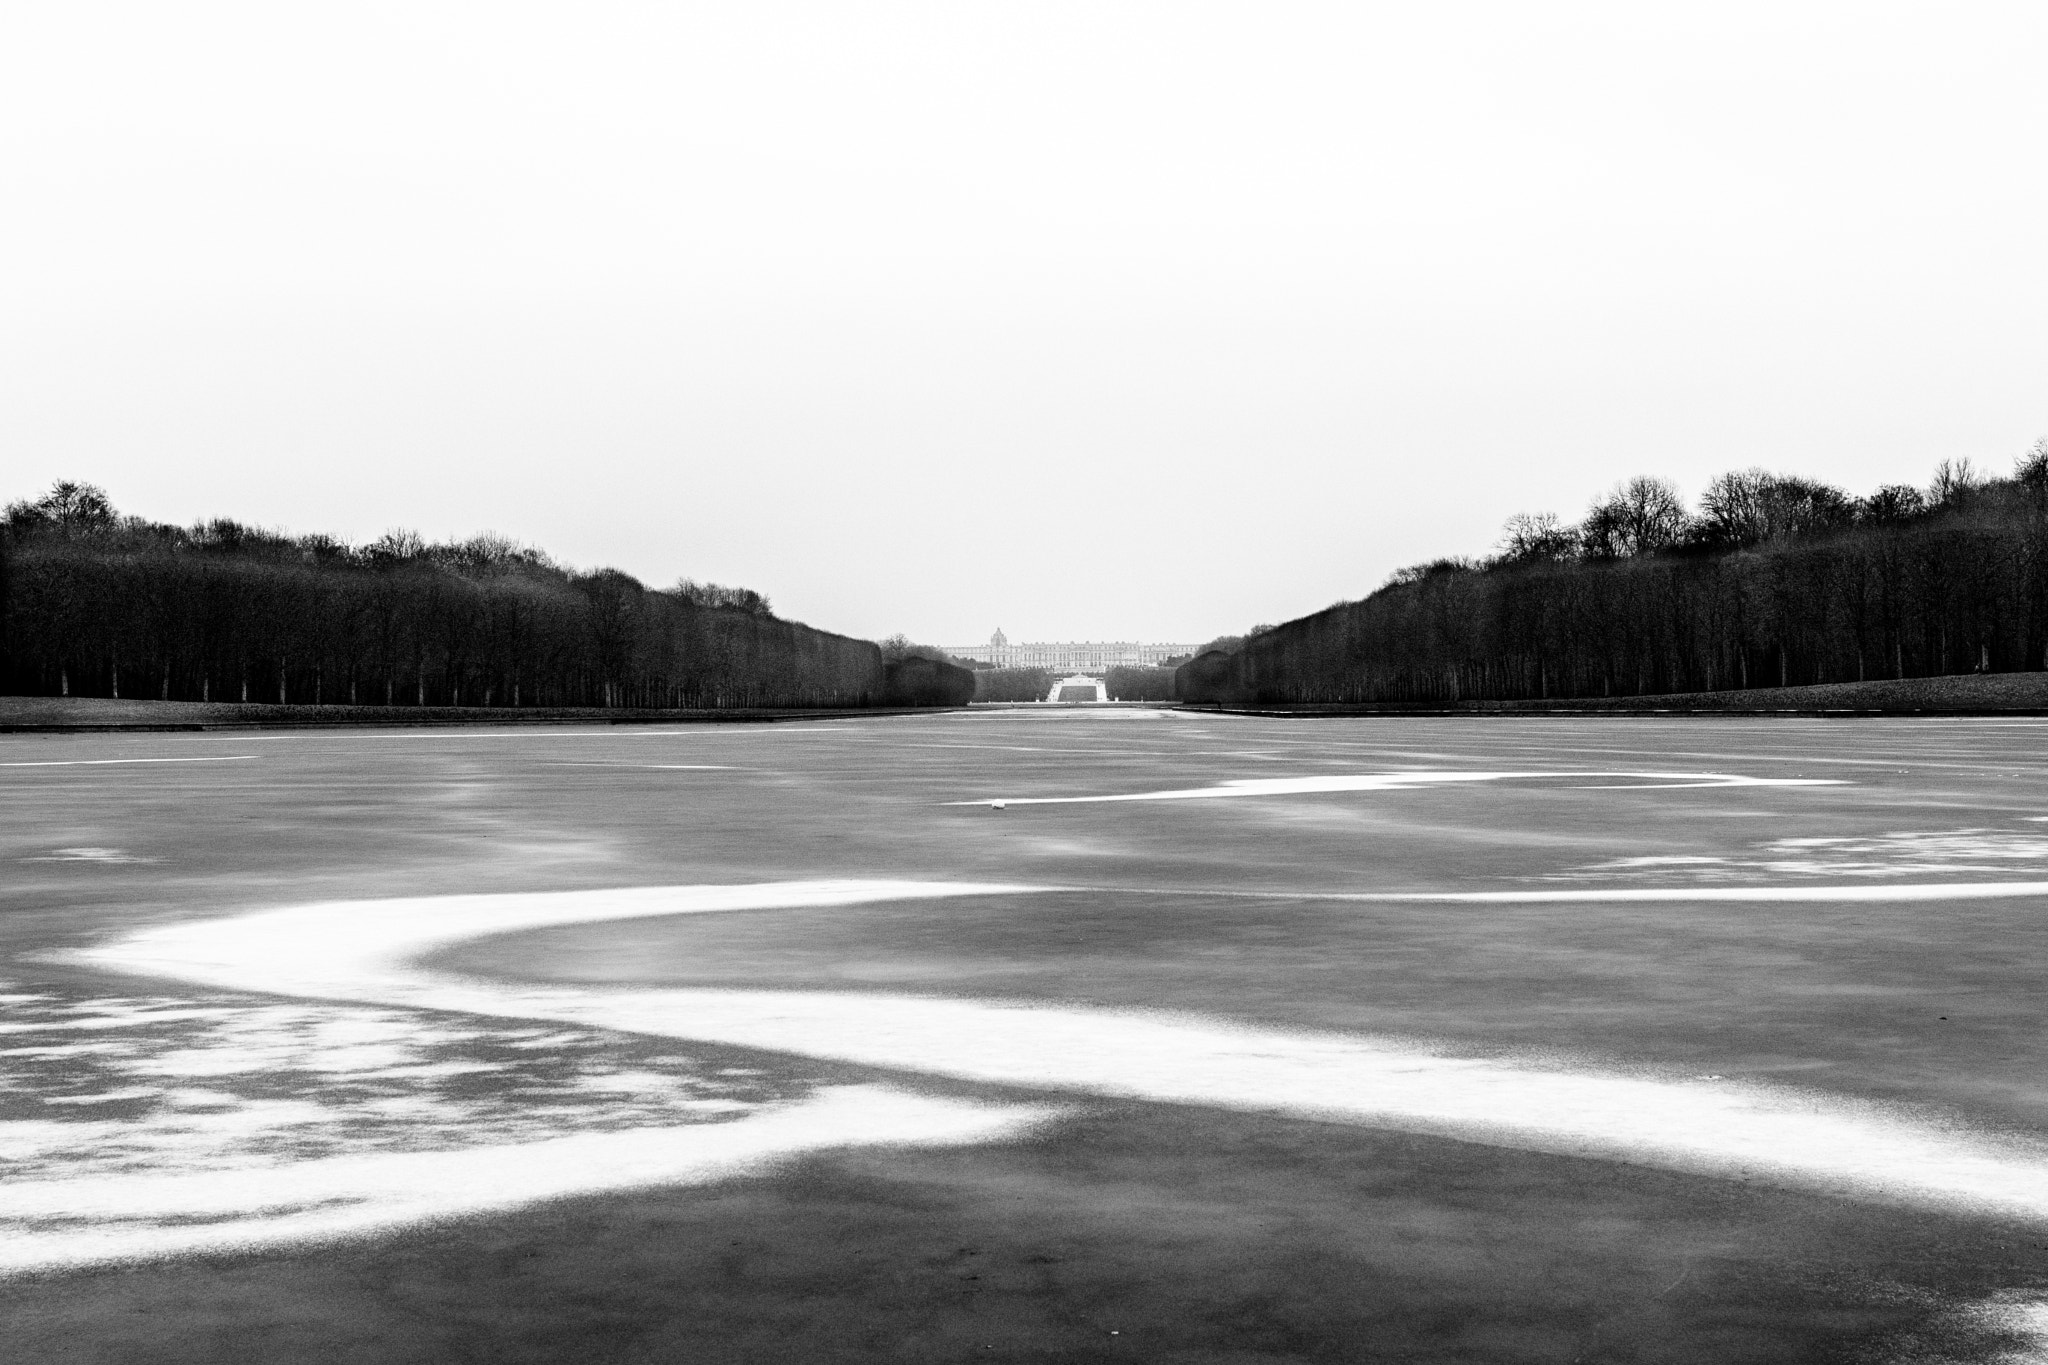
xmin=0 ymin=500 xmax=965 ymax=709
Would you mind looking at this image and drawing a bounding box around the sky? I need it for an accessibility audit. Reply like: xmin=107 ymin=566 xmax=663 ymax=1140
xmin=4 ymin=3 xmax=2045 ymax=647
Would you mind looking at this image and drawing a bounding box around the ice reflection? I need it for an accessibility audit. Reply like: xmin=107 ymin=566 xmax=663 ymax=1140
xmin=0 ymin=984 xmax=815 ymax=1185
xmin=1564 ymin=826 xmax=2048 ymax=881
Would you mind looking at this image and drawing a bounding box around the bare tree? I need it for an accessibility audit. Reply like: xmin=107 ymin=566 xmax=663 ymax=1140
xmin=5 ymin=480 xmax=116 ymax=532
xmin=1697 ymin=469 xmax=1772 ymax=545
xmin=1930 ymin=457 xmax=1983 ymax=509
xmin=2015 ymin=437 xmax=2048 ymax=489
xmin=369 ymin=528 xmax=426 ymax=560
xmin=676 ymin=579 xmax=773 ymax=616
xmin=1861 ymin=484 xmax=1926 ymax=525
xmin=1382 ymin=559 xmax=1475 ymax=589
xmin=1702 ymin=470 xmax=1853 ymax=544
xmin=876 ymin=633 xmax=958 ymax=663
xmin=1497 ymin=511 xmax=1579 ymax=562
xmin=1580 ymin=476 xmax=1687 ymax=558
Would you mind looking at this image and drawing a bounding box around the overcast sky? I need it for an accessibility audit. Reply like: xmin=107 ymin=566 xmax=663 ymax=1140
xmin=4 ymin=3 xmax=2045 ymax=646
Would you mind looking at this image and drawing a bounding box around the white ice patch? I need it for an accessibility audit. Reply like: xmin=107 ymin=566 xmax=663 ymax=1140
xmin=1588 ymin=856 xmax=1728 ymax=868
xmin=0 ymin=882 xmax=1059 ymax=1272
xmin=0 ymin=1085 xmax=1057 ymax=1275
xmin=1571 ymin=829 xmax=2048 ymax=882
xmin=544 ymin=762 xmax=736 ymax=770
xmin=1992 ymin=1301 xmax=2048 ymax=1354
xmin=1330 ymin=881 xmax=2048 ymax=903
xmin=1940 ymin=1292 xmax=2048 ymax=1364
xmin=948 ymin=769 xmax=1842 ymax=805
xmin=0 ymin=756 xmax=255 ymax=768
xmin=0 ymin=992 xmax=838 ymax=1187
xmin=62 ymin=878 xmax=2048 ymax=1239
xmin=1999 ymin=1302 xmax=2048 ymax=1365
xmin=20 ymin=847 xmax=150 ymax=864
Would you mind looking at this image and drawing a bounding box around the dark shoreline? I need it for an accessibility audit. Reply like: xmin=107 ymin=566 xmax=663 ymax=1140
xmin=0 ymin=696 xmax=961 ymax=733
xmin=11 ymin=671 xmax=2048 ymax=730
xmin=1178 ymin=671 xmax=2048 ymax=717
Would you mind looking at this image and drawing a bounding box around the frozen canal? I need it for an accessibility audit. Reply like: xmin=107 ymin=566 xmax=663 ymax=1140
xmin=6 ymin=710 xmax=2048 ymax=1362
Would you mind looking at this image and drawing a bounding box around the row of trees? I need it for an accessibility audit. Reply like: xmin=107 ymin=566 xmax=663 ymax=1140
xmin=1487 ymin=457 xmax=2004 ymax=567
xmin=956 ymin=664 xmax=1179 ymax=702
xmin=1104 ymin=665 xmax=1177 ymax=701
xmin=972 ymin=667 xmax=1056 ymax=702
xmin=1 ymin=483 xmax=964 ymax=709
xmin=1180 ymin=445 xmax=2048 ymax=705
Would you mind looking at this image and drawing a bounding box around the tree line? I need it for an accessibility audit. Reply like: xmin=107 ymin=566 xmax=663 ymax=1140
xmin=1179 ymin=442 xmax=2048 ymax=705
xmin=1 ymin=482 xmax=969 ymax=709
xmin=971 ymin=667 xmax=1056 ymax=702
xmin=1104 ymin=665 xmax=1176 ymax=701
xmin=953 ymin=664 xmax=1179 ymax=702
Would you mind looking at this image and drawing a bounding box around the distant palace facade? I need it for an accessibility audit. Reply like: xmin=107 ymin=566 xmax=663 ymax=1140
xmin=944 ymin=630 xmax=1198 ymax=673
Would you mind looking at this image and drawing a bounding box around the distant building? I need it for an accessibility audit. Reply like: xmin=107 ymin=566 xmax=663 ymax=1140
xmin=944 ymin=630 xmax=1198 ymax=673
